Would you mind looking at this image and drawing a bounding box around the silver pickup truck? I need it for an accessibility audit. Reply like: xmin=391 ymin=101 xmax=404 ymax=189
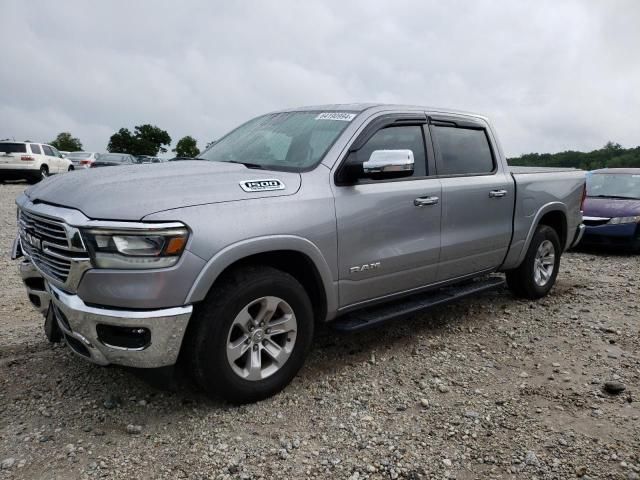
xmin=12 ymin=104 xmax=585 ymax=403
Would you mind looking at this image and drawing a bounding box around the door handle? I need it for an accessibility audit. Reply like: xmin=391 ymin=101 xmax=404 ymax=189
xmin=489 ymin=189 xmax=507 ymax=198
xmin=414 ymin=196 xmax=439 ymax=207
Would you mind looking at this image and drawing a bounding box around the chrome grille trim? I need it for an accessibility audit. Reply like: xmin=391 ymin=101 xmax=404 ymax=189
xmin=17 ymin=207 xmax=91 ymax=292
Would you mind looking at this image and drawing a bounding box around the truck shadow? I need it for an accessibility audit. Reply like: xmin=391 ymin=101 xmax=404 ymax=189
xmin=2 ymin=286 xmax=519 ymax=420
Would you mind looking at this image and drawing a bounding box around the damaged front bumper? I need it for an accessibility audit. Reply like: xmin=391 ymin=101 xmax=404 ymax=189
xmin=18 ymin=258 xmax=193 ymax=369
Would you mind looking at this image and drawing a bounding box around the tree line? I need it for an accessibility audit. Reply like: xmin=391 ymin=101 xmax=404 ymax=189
xmin=49 ymin=125 xmax=202 ymax=158
xmin=50 ymin=131 xmax=639 ymax=170
xmin=508 ymin=142 xmax=640 ymax=170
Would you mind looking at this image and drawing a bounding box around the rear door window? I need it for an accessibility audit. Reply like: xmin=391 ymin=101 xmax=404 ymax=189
xmin=0 ymin=143 xmax=27 ymax=153
xmin=431 ymin=126 xmax=494 ymax=176
xmin=30 ymin=144 xmax=42 ymax=154
xmin=42 ymin=145 xmax=54 ymax=156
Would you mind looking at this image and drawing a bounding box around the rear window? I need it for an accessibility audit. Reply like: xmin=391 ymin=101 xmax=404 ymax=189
xmin=42 ymin=145 xmax=54 ymax=156
xmin=67 ymin=151 xmax=90 ymax=158
xmin=431 ymin=126 xmax=495 ymax=176
xmin=30 ymin=144 xmax=42 ymax=154
xmin=0 ymin=143 xmax=27 ymax=153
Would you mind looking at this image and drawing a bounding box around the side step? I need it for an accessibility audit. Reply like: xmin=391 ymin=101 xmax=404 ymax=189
xmin=331 ymin=275 xmax=505 ymax=332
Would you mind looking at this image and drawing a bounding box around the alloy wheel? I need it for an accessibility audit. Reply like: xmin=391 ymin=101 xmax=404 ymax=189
xmin=225 ymin=296 xmax=297 ymax=381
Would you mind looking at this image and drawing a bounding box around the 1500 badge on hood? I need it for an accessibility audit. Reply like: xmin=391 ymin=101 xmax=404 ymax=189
xmin=239 ymin=179 xmax=286 ymax=192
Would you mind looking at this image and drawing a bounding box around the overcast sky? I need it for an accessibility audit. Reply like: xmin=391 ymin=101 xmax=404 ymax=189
xmin=1 ymin=1 xmax=638 ymax=157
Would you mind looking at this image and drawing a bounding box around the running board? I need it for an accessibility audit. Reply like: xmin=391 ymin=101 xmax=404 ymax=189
xmin=331 ymin=276 xmax=505 ymax=332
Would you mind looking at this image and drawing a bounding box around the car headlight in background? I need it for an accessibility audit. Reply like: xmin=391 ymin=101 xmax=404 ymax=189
xmin=608 ymin=216 xmax=640 ymax=225
xmin=82 ymin=226 xmax=189 ymax=269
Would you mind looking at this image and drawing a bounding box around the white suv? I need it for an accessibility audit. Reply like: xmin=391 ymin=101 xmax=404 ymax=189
xmin=0 ymin=142 xmax=73 ymax=183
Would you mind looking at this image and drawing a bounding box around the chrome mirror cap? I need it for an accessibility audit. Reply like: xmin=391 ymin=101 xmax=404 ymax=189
xmin=362 ymin=149 xmax=414 ymax=175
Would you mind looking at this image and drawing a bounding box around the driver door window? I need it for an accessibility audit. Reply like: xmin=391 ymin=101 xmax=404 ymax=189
xmin=352 ymin=125 xmax=427 ymax=178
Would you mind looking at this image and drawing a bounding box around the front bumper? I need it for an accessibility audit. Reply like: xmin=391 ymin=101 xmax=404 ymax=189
xmin=581 ymin=222 xmax=640 ymax=248
xmin=19 ymin=259 xmax=193 ymax=368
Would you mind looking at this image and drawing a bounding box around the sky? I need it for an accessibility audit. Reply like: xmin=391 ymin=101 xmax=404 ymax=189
xmin=1 ymin=0 xmax=639 ymax=157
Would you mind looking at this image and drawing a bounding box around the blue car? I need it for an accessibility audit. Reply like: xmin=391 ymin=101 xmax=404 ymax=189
xmin=581 ymin=168 xmax=640 ymax=251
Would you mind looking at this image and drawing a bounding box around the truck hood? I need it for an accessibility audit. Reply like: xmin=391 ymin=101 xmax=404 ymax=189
xmin=25 ymin=161 xmax=301 ymax=221
xmin=583 ymin=197 xmax=640 ymax=218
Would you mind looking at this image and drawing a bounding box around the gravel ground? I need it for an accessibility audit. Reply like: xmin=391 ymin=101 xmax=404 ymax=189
xmin=0 ymin=181 xmax=639 ymax=480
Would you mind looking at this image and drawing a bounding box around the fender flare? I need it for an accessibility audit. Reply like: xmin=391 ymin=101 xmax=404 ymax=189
xmin=185 ymin=235 xmax=338 ymax=319
xmin=514 ymin=201 xmax=568 ymax=266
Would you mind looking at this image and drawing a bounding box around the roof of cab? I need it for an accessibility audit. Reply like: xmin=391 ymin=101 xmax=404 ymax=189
xmin=278 ymin=103 xmax=488 ymax=121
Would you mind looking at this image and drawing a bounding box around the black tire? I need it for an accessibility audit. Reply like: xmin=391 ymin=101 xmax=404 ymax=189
xmin=28 ymin=165 xmax=49 ymax=184
xmin=68 ymin=165 xmax=74 ymax=171
xmin=506 ymin=225 xmax=561 ymax=299
xmin=185 ymin=265 xmax=314 ymax=403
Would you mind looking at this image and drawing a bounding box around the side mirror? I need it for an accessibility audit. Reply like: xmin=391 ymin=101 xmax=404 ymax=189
xmin=362 ymin=149 xmax=414 ymax=179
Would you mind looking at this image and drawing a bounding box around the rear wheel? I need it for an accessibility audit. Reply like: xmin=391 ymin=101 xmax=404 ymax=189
xmin=506 ymin=225 xmax=561 ymax=299
xmin=185 ymin=265 xmax=314 ymax=403
xmin=27 ymin=165 xmax=49 ymax=184
xmin=68 ymin=165 xmax=74 ymax=172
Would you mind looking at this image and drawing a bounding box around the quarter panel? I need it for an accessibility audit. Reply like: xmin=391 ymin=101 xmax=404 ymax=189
xmin=501 ymin=170 xmax=585 ymax=269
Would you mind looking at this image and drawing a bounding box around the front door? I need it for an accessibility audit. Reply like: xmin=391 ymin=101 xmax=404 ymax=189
xmin=334 ymin=121 xmax=442 ymax=308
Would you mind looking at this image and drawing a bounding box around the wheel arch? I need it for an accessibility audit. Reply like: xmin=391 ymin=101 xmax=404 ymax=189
xmin=511 ymin=202 xmax=569 ymax=268
xmin=185 ymin=236 xmax=338 ymax=323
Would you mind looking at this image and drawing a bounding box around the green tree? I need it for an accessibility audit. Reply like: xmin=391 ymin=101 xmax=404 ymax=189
xmin=173 ymin=136 xmax=200 ymax=157
xmin=508 ymin=142 xmax=640 ymax=170
xmin=133 ymin=124 xmax=172 ymax=155
xmin=50 ymin=132 xmax=83 ymax=152
xmin=107 ymin=128 xmax=137 ymax=154
xmin=107 ymin=125 xmax=171 ymax=156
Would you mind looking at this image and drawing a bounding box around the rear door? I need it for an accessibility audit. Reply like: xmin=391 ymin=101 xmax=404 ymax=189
xmin=334 ymin=114 xmax=442 ymax=308
xmin=428 ymin=115 xmax=514 ymax=281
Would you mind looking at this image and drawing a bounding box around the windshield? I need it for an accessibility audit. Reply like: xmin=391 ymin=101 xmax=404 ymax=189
xmin=199 ymin=111 xmax=357 ymax=171
xmin=587 ymin=173 xmax=640 ymax=200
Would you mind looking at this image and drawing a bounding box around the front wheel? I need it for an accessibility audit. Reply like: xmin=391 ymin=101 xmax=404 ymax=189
xmin=506 ymin=225 xmax=561 ymax=299
xmin=185 ymin=266 xmax=314 ymax=403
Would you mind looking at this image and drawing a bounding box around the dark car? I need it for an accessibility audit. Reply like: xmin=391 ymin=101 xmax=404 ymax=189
xmin=91 ymin=153 xmax=137 ymax=168
xmin=581 ymin=168 xmax=640 ymax=250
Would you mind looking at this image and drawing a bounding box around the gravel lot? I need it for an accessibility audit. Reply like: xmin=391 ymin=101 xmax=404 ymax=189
xmin=0 ymin=181 xmax=639 ymax=480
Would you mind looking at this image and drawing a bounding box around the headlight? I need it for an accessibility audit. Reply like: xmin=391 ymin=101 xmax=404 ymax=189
xmin=608 ymin=216 xmax=640 ymax=225
xmin=82 ymin=226 xmax=189 ymax=269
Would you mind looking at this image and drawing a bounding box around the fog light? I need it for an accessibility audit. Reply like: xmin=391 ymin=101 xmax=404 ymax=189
xmin=96 ymin=324 xmax=151 ymax=350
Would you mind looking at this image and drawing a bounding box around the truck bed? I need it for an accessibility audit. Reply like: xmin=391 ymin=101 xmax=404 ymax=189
xmin=509 ymin=166 xmax=581 ymax=174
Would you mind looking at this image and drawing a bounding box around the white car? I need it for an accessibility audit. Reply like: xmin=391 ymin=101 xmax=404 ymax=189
xmin=66 ymin=151 xmax=100 ymax=169
xmin=0 ymin=141 xmax=74 ymax=183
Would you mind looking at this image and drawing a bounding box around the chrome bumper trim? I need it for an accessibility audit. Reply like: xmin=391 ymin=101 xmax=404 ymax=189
xmin=46 ymin=284 xmax=192 ymax=368
xmin=19 ymin=260 xmax=51 ymax=315
xmin=570 ymin=224 xmax=585 ymax=248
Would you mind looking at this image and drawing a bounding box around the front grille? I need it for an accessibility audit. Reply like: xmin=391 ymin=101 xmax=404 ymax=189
xmin=18 ymin=209 xmax=87 ymax=284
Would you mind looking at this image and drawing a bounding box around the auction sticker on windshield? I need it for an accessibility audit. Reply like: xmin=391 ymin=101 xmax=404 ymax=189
xmin=315 ymin=112 xmax=357 ymax=121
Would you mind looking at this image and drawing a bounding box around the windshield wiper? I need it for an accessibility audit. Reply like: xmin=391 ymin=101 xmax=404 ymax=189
xmin=590 ymin=195 xmax=640 ymax=200
xmin=223 ymin=160 xmax=265 ymax=169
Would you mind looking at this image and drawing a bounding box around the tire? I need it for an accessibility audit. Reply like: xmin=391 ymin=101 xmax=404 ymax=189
xmin=68 ymin=165 xmax=74 ymax=172
xmin=506 ymin=225 xmax=561 ymax=299
xmin=185 ymin=265 xmax=314 ymax=403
